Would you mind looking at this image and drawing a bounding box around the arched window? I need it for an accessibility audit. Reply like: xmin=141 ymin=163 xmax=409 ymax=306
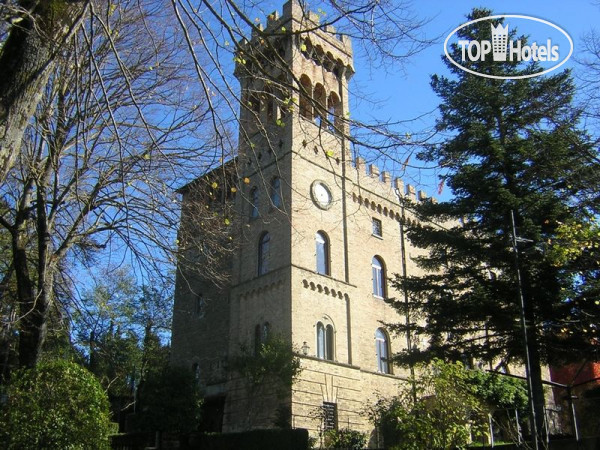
xmin=254 ymin=322 xmax=271 ymax=355
xmin=375 ymin=328 xmax=391 ymax=374
xmin=262 ymin=322 xmax=271 ymax=341
xmin=316 ymin=322 xmax=334 ymax=361
xmin=264 ymin=86 xmax=275 ymax=121
xmin=327 ymin=92 xmax=341 ymax=131
xmin=326 ymin=324 xmax=334 ymax=360
xmin=299 ymin=75 xmax=312 ymax=120
xmin=372 ymin=256 xmax=386 ymax=298
xmin=250 ymin=187 xmax=259 ymax=218
xmin=313 ymin=83 xmax=326 ymax=126
xmin=258 ymin=232 xmax=270 ymax=275
xmin=270 ymin=177 xmax=282 ymax=208
xmin=315 ymin=231 xmax=330 ymax=275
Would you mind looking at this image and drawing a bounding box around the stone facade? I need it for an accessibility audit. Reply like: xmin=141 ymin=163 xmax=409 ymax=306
xmin=169 ymin=1 xmax=549 ymax=446
xmin=169 ymin=1 xmax=429 ymax=445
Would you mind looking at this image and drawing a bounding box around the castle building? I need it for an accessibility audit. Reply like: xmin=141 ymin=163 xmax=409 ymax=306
xmin=170 ymin=1 xmax=431 ymax=444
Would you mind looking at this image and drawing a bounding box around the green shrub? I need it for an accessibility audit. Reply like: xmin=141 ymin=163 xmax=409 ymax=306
xmin=0 ymin=359 xmax=112 ymax=449
xmin=324 ymin=428 xmax=367 ymax=449
xmin=368 ymin=360 xmax=487 ymax=450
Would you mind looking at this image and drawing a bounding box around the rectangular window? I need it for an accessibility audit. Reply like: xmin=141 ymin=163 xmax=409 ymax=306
xmin=372 ymin=218 xmax=382 ymax=237
xmin=322 ymin=402 xmax=338 ymax=431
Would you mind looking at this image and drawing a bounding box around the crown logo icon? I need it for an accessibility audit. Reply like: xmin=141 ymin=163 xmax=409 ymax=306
xmin=491 ymin=23 xmax=508 ymax=61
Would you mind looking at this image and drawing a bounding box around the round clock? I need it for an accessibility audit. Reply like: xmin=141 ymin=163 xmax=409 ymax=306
xmin=311 ymin=181 xmax=332 ymax=209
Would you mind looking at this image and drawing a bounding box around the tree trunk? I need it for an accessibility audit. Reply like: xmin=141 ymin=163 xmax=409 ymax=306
xmin=13 ymin=227 xmax=47 ymax=369
xmin=0 ymin=0 xmax=87 ymax=184
xmin=527 ymin=312 xmax=549 ymax=448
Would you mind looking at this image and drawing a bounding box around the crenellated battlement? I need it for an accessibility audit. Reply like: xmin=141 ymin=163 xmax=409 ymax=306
xmin=246 ymin=0 xmax=353 ymax=67
xmin=353 ymin=156 xmax=436 ymax=205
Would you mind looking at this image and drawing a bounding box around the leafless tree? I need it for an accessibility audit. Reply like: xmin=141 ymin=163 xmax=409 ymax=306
xmin=0 ymin=0 xmax=89 ymax=183
xmin=0 ymin=0 xmax=433 ymax=368
xmin=578 ymin=28 xmax=600 ymax=133
xmin=0 ymin=1 xmax=229 ymax=368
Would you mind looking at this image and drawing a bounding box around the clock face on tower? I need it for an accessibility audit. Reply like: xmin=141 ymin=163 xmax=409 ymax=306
xmin=311 ymin=180 xmax=332 ymax=209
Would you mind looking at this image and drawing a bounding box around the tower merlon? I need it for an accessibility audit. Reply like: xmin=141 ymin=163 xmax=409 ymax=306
xmin=369 ymin=164 xmax=380 ymax=178
xmin=355 ymin=156 xmax=365 ymax=172
xmin=394 ymin=177 xmax=404 ymax=194
xmin=406 ymin=184 xmax=416 ymax=201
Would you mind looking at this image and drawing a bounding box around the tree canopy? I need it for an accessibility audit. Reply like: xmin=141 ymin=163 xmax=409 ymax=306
xmin=0 ymin=359 xmax=112 ymax=449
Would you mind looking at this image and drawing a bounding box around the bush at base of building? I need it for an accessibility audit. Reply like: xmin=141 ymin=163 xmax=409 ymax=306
xmin=323 ymin=428 xmax=367 ymax=449
xmin=0 ymin=359 xmax=112 ymax=449
xmin=369 ymin=360 xmax=488 ymax=450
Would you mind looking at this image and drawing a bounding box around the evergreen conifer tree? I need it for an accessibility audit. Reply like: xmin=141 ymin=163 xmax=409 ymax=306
xmin=390 ymin=9 xmax=599 ymax=445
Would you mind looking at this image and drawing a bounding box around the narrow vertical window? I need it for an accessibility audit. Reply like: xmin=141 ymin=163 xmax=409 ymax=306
xmin=372 ymin=256 xmax=386 ymax=298
xmin=327 ymin=92 xmax=341 ymax=132
xmin=313 ymin=83 xmax=326 ymax=125
xmin=262 ymin=322 xmax=271 ymax=342
xmin=299 ymin=74 xmax=312 ymax=120
xmin=372 ymin=218 xmax=382 ymax=237
xmin=315 ymin=231 xmax=330 ymax=275
xmin=317 ymin=322 xmax=326 ymax=359
xmin=258 ymin=232 xmax=270 ymax=275
xmin=326 ymin=325 xmax=334 ymax=360
xmin=376 ymin=328 xmax=391 ymax=374
xmin=316 ymin=321 xmax=334 ymax=361
xmin=250 ymin=187 xmax=259 ymax=219
xmin=270 ymin=177 xmax=282 ymax=208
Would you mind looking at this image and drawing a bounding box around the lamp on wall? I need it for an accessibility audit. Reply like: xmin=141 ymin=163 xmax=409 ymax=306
xmin=301 ymin=341 xmax=310 ymax=356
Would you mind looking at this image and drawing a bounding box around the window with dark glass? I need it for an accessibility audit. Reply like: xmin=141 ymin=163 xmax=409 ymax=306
xmin=270 ymin=177 xmax=282 ymax=208
xmin=315 ymin=231 xmax=330 ymax=275
xmin=258 ymin=232 xmax=270 ymax=275
xmin=372 ymin=218 xmax=382 ymax=237
xmin=250 ymin=187 xmax=259 ymax=219
xmin=372 ymin=256 xmax=386 ymax=298
xmin=376 ymin=328 xmax=391 ymax=374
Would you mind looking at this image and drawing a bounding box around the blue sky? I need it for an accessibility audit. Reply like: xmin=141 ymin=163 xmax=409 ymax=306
xmin=347 ymin=1 xmax=599 ymax=199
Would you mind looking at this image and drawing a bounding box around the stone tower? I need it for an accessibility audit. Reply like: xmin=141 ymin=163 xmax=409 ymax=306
xmin=171 ymin=0 xmax=428 ymax=444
